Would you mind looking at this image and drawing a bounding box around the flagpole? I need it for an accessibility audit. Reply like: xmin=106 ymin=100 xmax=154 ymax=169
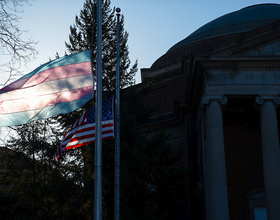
xmin=94 ymin=0 xmax=103 ymax=219
xmin=114 ymin=7 xmax=121 ymax=220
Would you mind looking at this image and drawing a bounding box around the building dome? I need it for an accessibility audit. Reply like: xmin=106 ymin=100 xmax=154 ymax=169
xmin=167 ymin=4 xmax=280 ymax=53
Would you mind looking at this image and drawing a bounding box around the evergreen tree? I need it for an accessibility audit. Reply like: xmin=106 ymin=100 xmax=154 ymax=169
xmin=61 ymin=1 xmax=188 ymax=217
xmin=0 ymin=147 xmax=89 ymax=219
xmin=65 ymin=0 xmax=137 ymax=91
xmin=1 ymin=0 xmax=188 ymax=218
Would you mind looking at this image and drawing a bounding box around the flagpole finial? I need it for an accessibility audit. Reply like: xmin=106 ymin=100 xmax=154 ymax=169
xmin=116 ymin=7 xmax=121 ymax=14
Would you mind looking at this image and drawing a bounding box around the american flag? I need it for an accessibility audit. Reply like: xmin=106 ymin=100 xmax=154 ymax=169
xmin=54 ymin=96 xmax=114 ymax=162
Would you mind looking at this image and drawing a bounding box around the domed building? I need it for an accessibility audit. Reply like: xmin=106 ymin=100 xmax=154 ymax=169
xmin=139 ymin=4 xmax=280 ymax=220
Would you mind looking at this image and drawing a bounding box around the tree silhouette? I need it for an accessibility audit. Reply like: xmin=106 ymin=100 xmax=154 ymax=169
xmin=65 ymin=0 xmax=137 ymax=91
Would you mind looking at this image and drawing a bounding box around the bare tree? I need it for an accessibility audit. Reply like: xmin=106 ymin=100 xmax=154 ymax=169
xmin=0 ymin=0 xmax=37 ymax=85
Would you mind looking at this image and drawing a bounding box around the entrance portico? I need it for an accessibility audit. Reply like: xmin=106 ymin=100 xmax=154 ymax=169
xmin=201 ymin=62 xmax=280 ymax=220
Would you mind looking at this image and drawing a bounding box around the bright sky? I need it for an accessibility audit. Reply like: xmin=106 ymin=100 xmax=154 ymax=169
xmin=3 ymin=0 xmax=280 ymax=85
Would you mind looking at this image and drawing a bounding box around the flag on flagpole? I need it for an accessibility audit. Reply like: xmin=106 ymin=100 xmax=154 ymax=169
xmin=0 ymin=51 xmax=93 ymax=127
xmin=54 ymin=96 xmax=114 ymax=162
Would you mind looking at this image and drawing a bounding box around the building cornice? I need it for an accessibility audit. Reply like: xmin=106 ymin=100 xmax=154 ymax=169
xmin=141 ymin=61 xmax=181 ymax=82
xmin=197 ymin=58 xmax=280 ymax=69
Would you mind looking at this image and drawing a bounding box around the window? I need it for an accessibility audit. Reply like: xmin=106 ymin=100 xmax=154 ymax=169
xmin=254 ymin=207 xmax=267 ymax=220
xmin=246 ymin=189 xmax=266 ymax=220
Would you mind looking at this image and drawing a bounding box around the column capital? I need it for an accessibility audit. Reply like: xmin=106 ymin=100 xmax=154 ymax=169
xmin=255 ymin=96 xmax=280 ymax=105
xmin=202 ymin=96 xmax=228 ymax=105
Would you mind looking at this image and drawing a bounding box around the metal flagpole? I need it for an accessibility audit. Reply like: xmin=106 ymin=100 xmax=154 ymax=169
xmin=94 ymin=0 xmax=103 ymax=219
xmin=114 ymin=7 xmax=121 ymax=220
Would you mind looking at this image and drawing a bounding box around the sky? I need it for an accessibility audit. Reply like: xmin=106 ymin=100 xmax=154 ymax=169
xmin=2 ymin=0 xmax=280 ymax=85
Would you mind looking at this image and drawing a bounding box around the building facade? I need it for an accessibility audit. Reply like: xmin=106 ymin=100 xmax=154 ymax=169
xmin=139 ymin=4 xmax=280 ymax=220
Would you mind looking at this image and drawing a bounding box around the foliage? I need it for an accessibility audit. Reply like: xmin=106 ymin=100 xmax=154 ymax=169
xmin=65 ymin=0 xmax=137 ymax=91
xmin=2 ymin=119 xmax=90 ymax=219
xmin=0 ymin=147 xmax=85 ymax=219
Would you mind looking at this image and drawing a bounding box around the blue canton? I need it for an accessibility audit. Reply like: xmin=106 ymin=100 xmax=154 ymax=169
xmin=86 ymin=97 xmax=113 ymax=123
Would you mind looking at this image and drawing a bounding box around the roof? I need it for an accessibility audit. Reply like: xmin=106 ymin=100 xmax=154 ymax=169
xmin=167 ymin=4 xmax=280 ymax=53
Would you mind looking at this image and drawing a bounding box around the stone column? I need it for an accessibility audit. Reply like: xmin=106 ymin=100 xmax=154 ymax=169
xmin=256 ymin=96 xmax=280 ymax=220
xmin=202 ymin=96 xmax=229 ymax=220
